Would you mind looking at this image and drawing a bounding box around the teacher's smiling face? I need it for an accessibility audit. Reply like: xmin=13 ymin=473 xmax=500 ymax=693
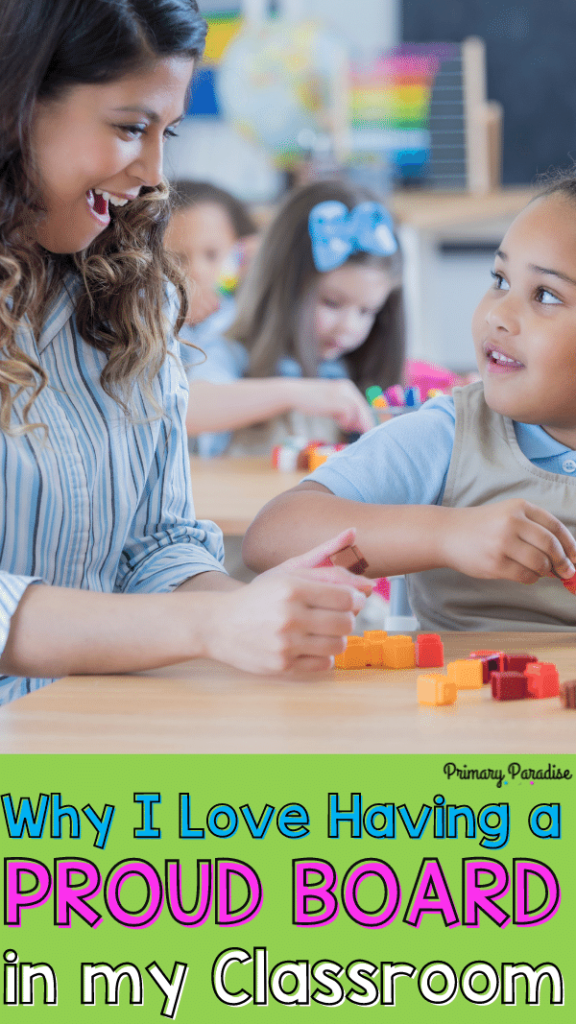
xmin=30 ymin=57 xmax=194 ymax=254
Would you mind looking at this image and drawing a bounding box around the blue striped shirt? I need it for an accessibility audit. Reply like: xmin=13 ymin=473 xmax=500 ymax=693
xmin=0 ymin=274 xmax=226 ymax=704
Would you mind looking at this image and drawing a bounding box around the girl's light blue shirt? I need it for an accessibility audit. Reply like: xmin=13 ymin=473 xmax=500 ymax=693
xmin=0 ymin=276 xmax=226 ymax=705
xmin=306 ymin=395 xmax=576 ymax=502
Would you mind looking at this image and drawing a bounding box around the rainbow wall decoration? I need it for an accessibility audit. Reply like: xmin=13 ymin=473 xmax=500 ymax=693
xmin=349 ymin=43 xmax=461 ymax=184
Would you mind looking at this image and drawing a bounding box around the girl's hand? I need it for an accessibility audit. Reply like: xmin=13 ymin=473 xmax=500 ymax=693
xmin=441 ymin=499 xmax=576 ymax=584
xmin=203 ymin=530 xmax=372 ymax=674
xmin=288 ymin=379 xmax=375 ymax=434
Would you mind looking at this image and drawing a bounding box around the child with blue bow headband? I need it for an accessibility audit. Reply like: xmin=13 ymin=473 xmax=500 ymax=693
xmin=184 ymin=180 xmax=405 ymax=455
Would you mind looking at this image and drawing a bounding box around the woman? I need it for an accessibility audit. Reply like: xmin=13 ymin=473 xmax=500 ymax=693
xmin=0 ymin=0 xmax=369 ymax=703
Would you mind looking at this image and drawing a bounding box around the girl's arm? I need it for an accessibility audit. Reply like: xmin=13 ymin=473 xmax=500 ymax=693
xmin=0 ymin=532 xmax=372 ymax=679
xmin=243 ymin=482 xmax=450 ymax=577
xmin=242 ymin=482 xmax=576 ymax=584
xmin=186 ymin=377 xmax=375 ymax=435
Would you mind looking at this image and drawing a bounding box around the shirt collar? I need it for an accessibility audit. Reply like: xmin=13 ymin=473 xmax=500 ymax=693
xmin=514 ymin=420 xmax=575 ymax=458
xmin=36 ymin=272 xmax=81 ymax=353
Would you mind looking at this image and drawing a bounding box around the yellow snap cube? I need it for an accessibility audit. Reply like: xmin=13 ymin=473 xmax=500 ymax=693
xmin=417 ymin=674 xmax=458 ymax=705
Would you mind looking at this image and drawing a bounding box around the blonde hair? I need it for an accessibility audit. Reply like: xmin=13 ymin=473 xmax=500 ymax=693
xmin=231 ymin=180 xmax=405 ymax=392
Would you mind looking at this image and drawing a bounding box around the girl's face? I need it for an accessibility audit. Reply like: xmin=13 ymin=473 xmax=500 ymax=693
xmin=472 ymin=194 xmax=576 ymax=447
xmin=312 ymin=264 xmax=393 ymax=361
xmin=165 ymin=203 xmax=237 ymax=292
xmin=30 ymin=57 xmax=194 ymax=254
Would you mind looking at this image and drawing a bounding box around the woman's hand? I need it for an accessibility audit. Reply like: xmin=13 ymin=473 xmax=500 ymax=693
xmin=441 ymin=499 xmax=576 ymax=584
xmin=202 ymin=529 xmax=372 ymax=674
xmin=287 ymin=379 xmax=375 ymax=434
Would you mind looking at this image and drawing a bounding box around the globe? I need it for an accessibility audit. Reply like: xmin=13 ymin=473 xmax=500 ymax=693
xmin=217 ymin=18 xmax=348 ymax=164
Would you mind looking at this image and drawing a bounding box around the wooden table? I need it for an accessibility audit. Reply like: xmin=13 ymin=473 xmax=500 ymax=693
xmin=190 ymin=455 xmax=303 ymax=535
xmin=0 ymin=633 xmax=573 ymax=754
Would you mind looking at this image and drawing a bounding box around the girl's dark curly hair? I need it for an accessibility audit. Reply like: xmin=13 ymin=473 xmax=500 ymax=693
xmin=0 ymin=0 xmax=206 ymax=434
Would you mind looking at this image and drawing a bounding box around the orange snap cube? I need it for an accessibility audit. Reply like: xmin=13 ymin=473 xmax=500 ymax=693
xmin=344 ymin=643 xmax=368 ymax=668
xmin=383 ymin=635 xmax=415 ymax=669
xmin=524 ymin=662 xmax=560 ymax=698
xmin=417 ymin=674 xmax=457 ymax=706
xmin=364 ymin=641 xmax=384 ymax=667
xmin=334 ymin=635 xmax=363 ymax=669
xmin=447 ymin=659 xmax=484 ymax=690
xmin=363 ymin=631 xmax=387 ymax=667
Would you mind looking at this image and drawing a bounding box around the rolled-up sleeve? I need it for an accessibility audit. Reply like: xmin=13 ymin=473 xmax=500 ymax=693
xmin=0 ymin=572 xmax=43 ymax=657
xmin=115 ymin=342 xmax=227 ymax=594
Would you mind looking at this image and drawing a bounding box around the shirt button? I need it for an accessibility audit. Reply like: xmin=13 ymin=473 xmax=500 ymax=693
xmin=562 ymin=459 xmax=576 ymax=473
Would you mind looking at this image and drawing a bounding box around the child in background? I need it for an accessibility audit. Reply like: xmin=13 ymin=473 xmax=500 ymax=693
xmin=0 ymin=0 xmax=371 ymax=705
xmin=166 ymin=179 xmax=258 ymax=335
xmin=243 ymin=174 xmax=576 ymax=632
xmin=183 ymin=179 xmax=404 ymax=456
xmin=165 ymin=179 xmax=259 ymax=457
xmin=165 ymin=180 xmax=259 ymax=457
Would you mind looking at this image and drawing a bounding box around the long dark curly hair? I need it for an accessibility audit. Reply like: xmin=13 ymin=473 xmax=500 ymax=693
xmin=0 ymin=0 xmax=206 ymax=434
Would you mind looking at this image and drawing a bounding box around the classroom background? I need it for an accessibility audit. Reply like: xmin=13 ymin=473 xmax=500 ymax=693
xmin=165 ymin=0 xmax=576 ymax=374
xmin=2 ymin=0 xmax=575 ymax=752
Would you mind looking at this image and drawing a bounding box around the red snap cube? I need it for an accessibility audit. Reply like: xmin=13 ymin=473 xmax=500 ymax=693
xmin=506 ymin=653 xmax=538 ymax=672
xmin=561 ymin=573 xmax=576 ymax=595
xmin=524 ymin=662 xmax=560 ymax=698
xmin=490 ymin=671 xmax=528 ymax=701
xmin=416 ymin=634 xmax=444 ymax=668
xmin=560 ymin=680 xmax=576 ymax=708
xmin=469 ymin=651 xmax=508 ymax=683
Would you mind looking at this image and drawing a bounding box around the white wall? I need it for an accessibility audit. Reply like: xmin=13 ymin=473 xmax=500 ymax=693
xmin=303 ymin=0 xmax=399 ymax=55
xmin=201 ymin=0 xmax=401 ymax=50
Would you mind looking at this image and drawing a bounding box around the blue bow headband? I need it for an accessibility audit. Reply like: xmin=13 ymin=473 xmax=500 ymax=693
xmin=308 ymin=200 xmax=398 ymax=272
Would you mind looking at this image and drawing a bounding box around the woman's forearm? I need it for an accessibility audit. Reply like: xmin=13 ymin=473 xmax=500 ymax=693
xmin=0 ymin=561 xmax=371 ymax=680
xmin=0 ymin=582 xmax=225 ymax=679
xmin=242 ymin=483 xmax=452 ymax=577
